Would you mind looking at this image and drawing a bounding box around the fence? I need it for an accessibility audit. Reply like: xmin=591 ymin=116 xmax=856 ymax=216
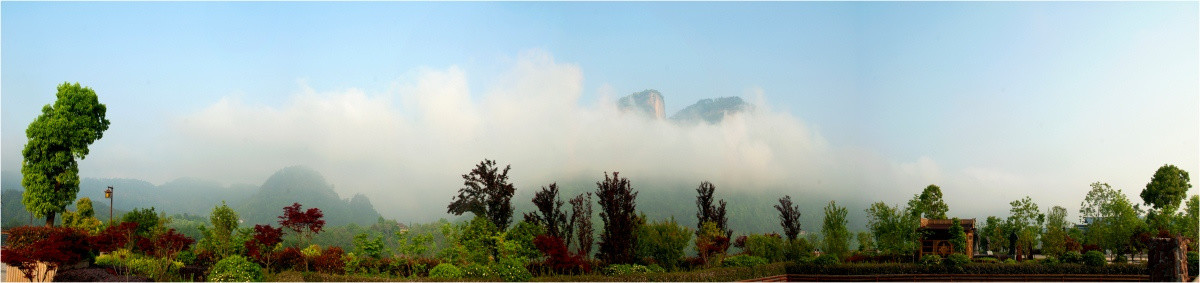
xmin=3 ymin=262 xmax=56 ymax=282
xmin=743 ymin=274 xmax=1150 ymax=282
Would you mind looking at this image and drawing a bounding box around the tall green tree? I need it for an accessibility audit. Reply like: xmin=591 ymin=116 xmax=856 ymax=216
xmin=909 ymin=185 xmax=949 ymax=219
xmin=1183 ymin=195 xmax=1199 ymax=250
xmin=865 ymin=201 xmax=920 ymax=257
xmin=948 ymin=217 xmax=967 ymax=254
xmin=1041 ymin=206 xmax=1069 ymax=257
xmin=21 ymin=82 xmax=111 ymax=226
xmin=980 ymin=216 xmax=1010 ymax=254
xmin=1141 ymin=164 xmax=1192 ymax=231
xmin=821 ymin=200 xmax=850 ymax=258
xmin=1007 ymin=196 xmax=1042 ymax=261
xmin=210 ymin=201 xmax=240 ymax=257
xmin=1080 ymin=182 xmax=1145 ymax=255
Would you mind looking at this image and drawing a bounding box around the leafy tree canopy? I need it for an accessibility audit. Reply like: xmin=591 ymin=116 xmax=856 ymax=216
xmin=21 ymin=82 xmax=111 ymax=226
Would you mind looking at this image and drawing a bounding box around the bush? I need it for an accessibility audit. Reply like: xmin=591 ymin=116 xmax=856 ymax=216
xmin=490 ymin=258 xmax=532 ymax=282
xmin=605 ymin=263 xmax=650 ymax=275
xmin=312 ymin=246 xmax=346 ymax=274
xmin=1003 ymin=258 xmax=1017 ymax=264
xmin=813 ymin=254 xmax=840 ymax=266
xmin=429 ymin=263 xmax=464 ymax=279
xmin=722 ymin=254 xmax=769 ymax=267
xmin=920 ymin=254 xmax=942 ymax=265
xmin=462 ymin=262 xmax=492 ymax=278
xmin=1112 ymin=254 xmax=1127 ymax=264
xmin=1188 ymin=251 xmax=1198 ymax=278
xmin=207 ymin=255 xmax=263 ymax=282
xmin=646 ymin=264 xmax=666 ymax=273
xmin=635 ymin=217 xmax=692 ymax=269
xmin=1038 ymin=255 xmax=1059 ymax=266
xmin=1083 ymin=251 xmax=1106 ymax=267
xmin=944 ymin=254 xmax=970 ymax=266
xmin=786 ymin=262 xmax=1147 ymax=275
xmin=1061 ymin=251 xmax=1082 ymax=264
xmin=742 ymin=233 xmax=787 ymax=262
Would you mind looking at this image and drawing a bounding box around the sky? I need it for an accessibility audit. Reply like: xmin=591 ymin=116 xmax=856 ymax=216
xmin=3 ymin=2 xmax=1197 ymax=223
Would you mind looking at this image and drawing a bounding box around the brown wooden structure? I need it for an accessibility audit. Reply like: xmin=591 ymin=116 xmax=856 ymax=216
xmin=918 ymin=218 xmax=975 ymax=259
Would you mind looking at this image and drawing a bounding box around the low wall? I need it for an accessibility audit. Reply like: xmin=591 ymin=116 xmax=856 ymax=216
xmin=743 ymin=274 xmax=1150 ymax=282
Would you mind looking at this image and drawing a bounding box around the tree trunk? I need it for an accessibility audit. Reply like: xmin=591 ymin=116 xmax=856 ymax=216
xmin=45 ymin=212 xmax=56 ymax=227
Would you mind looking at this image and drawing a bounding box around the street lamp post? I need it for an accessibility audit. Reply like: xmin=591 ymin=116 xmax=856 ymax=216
xmin=104 ymin=186 xmax=114 ymax=225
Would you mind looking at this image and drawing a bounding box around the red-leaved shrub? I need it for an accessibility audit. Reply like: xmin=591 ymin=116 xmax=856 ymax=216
xmin=1 ymin=226 xmax=91 ymax=281
xmin=272 ymin=247 xmax=304 ymax=272
xmin=312 ymin=246 xmax=345 ymax=274
xmin=88 ymin=222 xmax=139 ymax=253
xmin=151 ymin=229 xmax=195 ymax=258
xmin=534 ymin=235 xmax=589 ymax=275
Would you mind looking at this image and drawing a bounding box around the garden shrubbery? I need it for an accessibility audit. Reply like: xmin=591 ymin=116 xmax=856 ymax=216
xmin=207 ymin=255 xmax=263 ymax=282
xmin=786 ymin=261 xmax=1147 ymax=275
xmin=429 ymin=263 xmax=464 ymax=279
xmin=1083 ymin=250 xmax=1106 ymax=267
xmin=722 ymin=254 xmax=768 ymax=267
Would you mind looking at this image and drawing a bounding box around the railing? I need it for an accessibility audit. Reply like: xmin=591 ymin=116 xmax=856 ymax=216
xmin=743 ymin=274 xmax=1150 ymax=282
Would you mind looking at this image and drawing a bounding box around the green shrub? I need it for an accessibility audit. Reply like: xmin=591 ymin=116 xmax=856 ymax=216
xmin=1112 ymin=254 xmax=1127 ymax=264
xmin=812 ymin=254 xmax=840 ymax=266
xmin=742 ymin=234 xmax=787 ymax=262
xmin=604 ymin=264 xmax=650 ymax=276
xmin=944 ymin=254 xmax=970 ymax=266
xmin=976 ymin=257 xmax=1000 ymax=264
xmin=490 ymin=258 xmax=532 ymax=282
xmin=1038 ymin=256 xmax=1059 ymax=266
xmin=208 ymin=255 xmax=263 ymax=282
xmin=646 ymin=264 xmax=666 ymax=273
xmin=127 ymin=256 xmax=184 ymax=280
xmin=1083 ymin=251 xmax=1106 ymax=267
xmin=1060 ymin=251 xmax=1082 ymax=264
xmin=1003 ymin=258 xmax=1017 ymax=264
xmin=462 ymin=263 xmax=492 ymax=278
xmin=1188 ymin=252 xmax=1198 ymax=277
xmin=429 ymin=263 xmax=464 ymax=280
xmin=920 ymin=254 xmax=942 ymax=265
xmin=177 ymin=250 xmax=197 ymax=266
xmin=722 ymin=254 xmax=769 ymax=267
xmin=785 ymin=262 xmax=1147 ymax=275
xmin=635 ymin=217 xmax=692 ymax=269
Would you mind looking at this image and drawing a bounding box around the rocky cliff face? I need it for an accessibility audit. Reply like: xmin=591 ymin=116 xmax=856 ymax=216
xmin=618 ymin=89 xmax=666 ymax=120
xmin=671 ymin=96 xmax=752 ymax=124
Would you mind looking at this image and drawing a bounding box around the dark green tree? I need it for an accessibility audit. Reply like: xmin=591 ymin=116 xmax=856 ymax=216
xmin=1041 ymin=206 xmax=1069 ymax=257
xmin=524 ymin=183 xmax=571 ymax=245
xmin=1141 ymin=164 xmax=1191 ymax=231
xmin=448 ymin=159 xmax=516 ymax=230
xmin=21 ymin=82 xmax=111 ymax=226
xmin=774 ymin=195 xmax=802 ymax=241
xmin=948 ymin=217 xmax=967 ymax=254
xmin=695 ymin=181 xmax=730 ymax=238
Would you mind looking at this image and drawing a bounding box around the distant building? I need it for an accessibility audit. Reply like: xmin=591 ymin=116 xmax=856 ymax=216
xmin=918 ymin=218 xmax=976 ymax=258
xmin=1074 ymin=216 xmax=1103 ymax=234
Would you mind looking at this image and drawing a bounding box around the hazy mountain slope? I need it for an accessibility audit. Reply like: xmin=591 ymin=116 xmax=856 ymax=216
xmin=238 ymin=166 xmax=382 ymax=227
xmin=671 ymin=97 xmax=753 ymax=124
xmin=618 ymin=89 xmax=667 ymax=120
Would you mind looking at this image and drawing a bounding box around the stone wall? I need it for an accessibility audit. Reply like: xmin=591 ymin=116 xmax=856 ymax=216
xmin=1148 ymin=237 xmax=1188 ymax=282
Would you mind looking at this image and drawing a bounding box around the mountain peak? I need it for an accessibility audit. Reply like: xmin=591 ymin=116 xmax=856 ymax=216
xmin=618 ymin=89 xmax=666 ymax=120
xmin=671 ymin=96 xmax=752 ymax=124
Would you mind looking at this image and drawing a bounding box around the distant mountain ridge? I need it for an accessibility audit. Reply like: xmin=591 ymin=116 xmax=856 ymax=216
xmin=616 ymin=89 xmax=752 ymax=124
xmin=0 ymin=166 xmax=382 ymax=228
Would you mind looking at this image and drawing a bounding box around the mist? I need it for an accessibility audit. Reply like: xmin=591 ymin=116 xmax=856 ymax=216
xmin=50 ymin=50 xmax=1188 ymax=224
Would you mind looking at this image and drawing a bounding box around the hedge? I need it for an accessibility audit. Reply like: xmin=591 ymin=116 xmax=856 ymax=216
xmin=786 ymin=262 xmax=1146 ymax=275
xmin=534 ymin=262 xmax=787 ymax=282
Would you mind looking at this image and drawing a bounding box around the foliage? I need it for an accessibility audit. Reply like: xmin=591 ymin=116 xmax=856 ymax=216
xmin=21 ymin=82 xmax=111 ymax=226
xmin=695 ymin=181 xmax=730 ymax=239
xmin=569 ymin=192 xmax=594 ymax=259
xmin=534 ymin=234 xmax=590 ymax=275
xmin=604 ymin=263 xmax=651 ymax=275
xmin=395 ymin=228 xmax=434 ymax=259
xmin=151 ymin=228 xmax=195 ymax=258
xmin=635 ymin=217 xmax=692 ymax=268
xmin=722 ymin=254 xmax=768 ymax=267
xmin=742 ymin=233 xmax=786 ymax=262
xmin=1 ymin=226 xmax=91 ymax=281
xmin=1079 ymin=182 xmax=1145 ymax=256
xmin=1038 ymin=255 xmax=1060 ymax=266
xmin=596 ymin=171 xmax=639 ymax=264
xmin=279 ymin=202 xmax=326 ymax=246
xmin=448 ymin=159 xmax=517 ymax=230
xmin=695 ymin=221 xmax=731 ymax=266
xmin=209 ymin=201 xmax=239 ymax=257
xmin=429 ymin=263 xmax=464 ymax=279
xmin=208 ymin=255 xmax=263 ymax=282
xmin=865 ymin=201 xmax=921 ymax=258
xmin=353 ymin=232 xmax=386 ymax=259
xmin=62 ymin=197 xmax=103 ymax=232
xmin=245 ymin=224 xmax=284 ymax=267
xmin=774 ymin=195 xmax=803 ymax=241
xmin=1007 ymin=196 xmax=1042 ymax=260
xmin=943 ymin=254 xmax=970 ymax=269
xmin=526 ymin=183 xmax=573 ymax=243
xmin=506 ymin=220 xmax=547 ymax=261
xmin=910 ymin=185 xmax=949 ymax=219
xmin=490 ymin=258 xmax=534 ymax=282
xmin=856 ymin=231 xmax=873 ymax=251
xmin=948 ymin=217 xmax=967 ymax=254
xmin=1141 ymin=164 xmax=1191 ymax=216
xmin=813 ymin=254 xmax=840 ymax=266
xmin=1082 ymin=250 xmax=1106 ymax=267
xmin=920 ymin=254 xmax=942 ymax=265
xmin=1061 ymin=251 xmax=1083 ymax=264
xmin=1041 ymin=206 xmax=1070 ymax=257
xmin=123 ymin=207 xmax=161 ymax=236
xmin=821 ymin=200 xmax=851 ymax=258
xmin=979 ymin=216 xmax=1010 ymax=255
xmin=462 ymin=262 xmax=492 ymax=278
xmin=786 ymin=262 xmax=1147 ymax=275
xmin=90 ymin=222 xmax=139 ymax=253
xmin=313 ymin=246 xmax=347 ymax=274
xmin=537 ymin=262 xmax=786 ymax=282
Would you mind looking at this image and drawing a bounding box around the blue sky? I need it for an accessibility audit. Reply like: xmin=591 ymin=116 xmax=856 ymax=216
xmin=3 ymin=2 xmax=1197 ymax=221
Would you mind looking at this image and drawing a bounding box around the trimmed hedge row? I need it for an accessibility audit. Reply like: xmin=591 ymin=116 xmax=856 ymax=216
xmin=786 ymin=262 xmax=1147 ymax=275
xmin=533 ymin=262 xmax=787 ymax=282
